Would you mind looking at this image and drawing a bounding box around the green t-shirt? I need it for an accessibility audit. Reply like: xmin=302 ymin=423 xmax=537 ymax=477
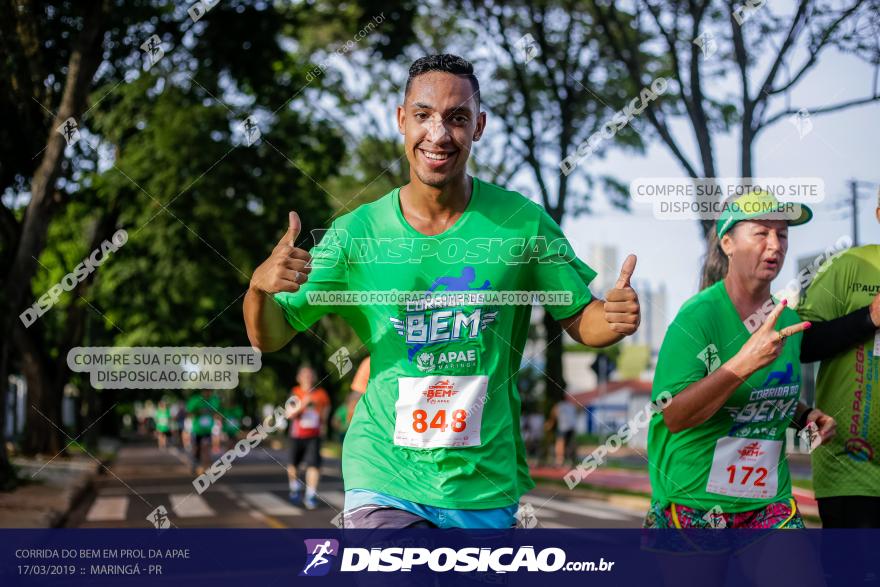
xmin=799 ymin=245 xmax=880 ymax=498
xmin=648 ymin=280 xmax=804 ymax=513
xmin=187 ymin=394 xmax=220 ymax=436
xmin=222 ymin=405 xmax=243 ymax=436
xmin=155 ymin=407 xmax=171 ymax=432
xmin=274 ymin=177 xmax=596 ymax=508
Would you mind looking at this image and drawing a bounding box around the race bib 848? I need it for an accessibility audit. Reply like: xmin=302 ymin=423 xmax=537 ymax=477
xmin=706 ymin=437 xmax=782 ymax=499
xmin=394 ymin=375 xmax=488 ymax=449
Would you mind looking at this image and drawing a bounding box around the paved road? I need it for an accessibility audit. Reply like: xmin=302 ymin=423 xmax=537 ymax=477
xmin=66 ymin=441 xmax=646 ymax=529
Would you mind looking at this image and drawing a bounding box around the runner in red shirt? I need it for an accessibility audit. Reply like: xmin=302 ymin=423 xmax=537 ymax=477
xmin=286 ymin=366 xmax=330 ymax=509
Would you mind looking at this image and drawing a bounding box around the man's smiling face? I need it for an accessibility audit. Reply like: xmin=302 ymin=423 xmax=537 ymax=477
xmin=397 ymin=71 xmax=485 ymax=188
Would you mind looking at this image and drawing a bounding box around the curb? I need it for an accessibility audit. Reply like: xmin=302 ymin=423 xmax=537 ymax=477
xmin=0 ymin=457 xmax=102 ymax=528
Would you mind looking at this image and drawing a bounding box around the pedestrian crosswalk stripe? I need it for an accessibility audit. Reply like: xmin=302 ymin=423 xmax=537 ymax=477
xmin=537 ymin=521 xmax=572 ymax=529
xmin=571 ymin=498 xmax=643 ymax=519
xmin=171 ymin=494 xmax=215 ymax=518
xmin=523 ymin=498 xmax=636 ymax=521
xmin=100 ymin=484 xmax=202 ymax=496
xmin=242 ymin=492 xmax=303 ymax=516
xmin=317 ymin=490 xmax=345 ymax=510
xmin=519 ymin=504 xmax=558 ymax=518
xmin=86 ymin=496 xmax=129 ymax=522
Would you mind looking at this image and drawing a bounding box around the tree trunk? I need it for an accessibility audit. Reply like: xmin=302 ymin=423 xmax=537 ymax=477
xmin=0 ymin=346 xmax=14 ymax=489
xmin=699 ymin=109 xmax=757 ymax=290
xmin=17 ymin=324 xmax=63 ymax=455
xmin=0 ymin=1 xmax=107 ymax=482
xmin=80 ymin=381 xmax=99 ymax=449
xmin=21 ymin=205 xmax=121 ymax=455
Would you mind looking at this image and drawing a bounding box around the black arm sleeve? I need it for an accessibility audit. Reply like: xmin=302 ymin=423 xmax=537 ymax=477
xmin=800 ymin=306 xmax=876 ymax=363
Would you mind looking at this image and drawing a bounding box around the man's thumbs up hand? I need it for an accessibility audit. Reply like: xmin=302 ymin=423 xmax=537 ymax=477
xmin=249 ymin=211 xmax=312 ymax=295
xmin=604 ymin=254 xmax=640 ymax=335
xmin=286 ymin=211 xmax=301 ymax=248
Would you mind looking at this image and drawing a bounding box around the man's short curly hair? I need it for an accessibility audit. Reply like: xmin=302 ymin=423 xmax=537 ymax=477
xmin=404 ymin=54 xmax=480 ymax=107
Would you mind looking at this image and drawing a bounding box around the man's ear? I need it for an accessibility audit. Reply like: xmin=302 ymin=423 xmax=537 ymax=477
xmin=473 ymin=111 xmax=487 ymax=141
xmin=397 ymin=105 xmax=406 ymax=135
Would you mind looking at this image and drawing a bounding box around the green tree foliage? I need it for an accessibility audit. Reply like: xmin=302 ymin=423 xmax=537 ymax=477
xmin=0 ymin=0 xmax=413 ymax=486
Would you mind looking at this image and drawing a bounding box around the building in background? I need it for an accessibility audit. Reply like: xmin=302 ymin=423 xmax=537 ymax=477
xmin=630 ymin=281 xmax=667 ymax=356
xmin=568 ymin=381 xmax=653 ymax=448
xmin=585 ymin=243 xmax=618 ymax=297
xmin=583 ymin=243 xmax=668 ymax=356
xmin=4 ymin=375 xmax=26 ymax=440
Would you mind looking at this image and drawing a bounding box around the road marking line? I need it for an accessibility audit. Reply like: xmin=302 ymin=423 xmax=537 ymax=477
xmin=170 ymin=494 xmax=215 ymax=518
xmin=571 ymin=498 xmax=644 ymax=518
xmin=317 ymin=490 xmax=345 ymax=510
xmin=524 ymin=498 xmax=633 ymax=521
xmin=537 ymin=521 xmax=572 ymax=529
xmin=86 ymin=496 xmax=129 ymax=521
xmin=98 ymin=485 xmax=203 ymax=495
xmin=242 ymin=492 xmax=303 ymax=517
xmin=249 ymin=509 xmax=287 ymax=528
xmin=169 ymin=447 xmax=193 ymax=467
xmin=518 ymin=505 xmax=557 ymax=518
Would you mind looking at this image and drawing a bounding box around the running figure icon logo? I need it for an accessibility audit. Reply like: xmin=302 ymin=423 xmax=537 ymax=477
xmin=702 ymin=505 xmax=727 ymax=529
xmin=56 ymin=117 xmax=81 ymax=147
xmin=300 ymin=539 xmax=339 ymax=577
xmin=147 ymin=505 xmax=170 ymax=529
xmin=328 ymin=346 xmax=353 ymax=377
xmin=697 ymin=344 xmax=721 ymax=373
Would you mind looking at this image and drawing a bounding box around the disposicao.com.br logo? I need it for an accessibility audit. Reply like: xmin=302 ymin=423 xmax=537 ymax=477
xmin=299 ymin=539 xmax=615 ymax=575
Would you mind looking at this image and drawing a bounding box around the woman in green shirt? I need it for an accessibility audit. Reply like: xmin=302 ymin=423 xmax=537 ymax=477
xmin=646 ymin=192 xmax=836 ymax=529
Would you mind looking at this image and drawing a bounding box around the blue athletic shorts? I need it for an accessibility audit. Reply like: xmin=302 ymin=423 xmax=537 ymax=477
xmin=343 ymin=489 xmax=518 ymax=529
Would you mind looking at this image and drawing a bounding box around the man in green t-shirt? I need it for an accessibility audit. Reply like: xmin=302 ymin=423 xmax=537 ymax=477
xmin=243 ymin=54 xmax=642 ymax=529
xmin=222 ymin=400 xmax=244 ymax=449
xmin=186 ymin=390 xmax=220 ymax=474
xmin=799 ymin=197 xmax=880 ymax=527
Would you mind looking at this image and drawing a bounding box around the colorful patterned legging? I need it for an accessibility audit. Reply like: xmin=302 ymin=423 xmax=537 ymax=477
xmin=643 ymin=498 xmax=805 ymax=529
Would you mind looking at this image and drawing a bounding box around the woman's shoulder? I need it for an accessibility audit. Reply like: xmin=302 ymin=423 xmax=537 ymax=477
xmin=672 ymin=281 xmax=724 ymax=324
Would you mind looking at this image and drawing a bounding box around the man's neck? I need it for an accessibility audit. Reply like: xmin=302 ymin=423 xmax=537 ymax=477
xmin=399 ymin=173 xmax=472 ymax=236
xmin=724 ymin=272 xmax=772 ymax=320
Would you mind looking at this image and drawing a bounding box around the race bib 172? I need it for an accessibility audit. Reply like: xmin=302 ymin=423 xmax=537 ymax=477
xmin=706 ymin=437 xmax=782 ymax=499
xmin=394 ymin=375 xmax=489 ymax=449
